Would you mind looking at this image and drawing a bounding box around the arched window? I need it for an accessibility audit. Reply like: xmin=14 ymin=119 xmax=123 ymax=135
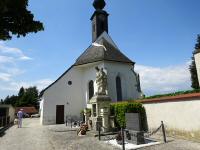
xmin=116 ymin=76 xmax=122 ymax=101
xmin=89 ymin=80 xmax=94 ymax=100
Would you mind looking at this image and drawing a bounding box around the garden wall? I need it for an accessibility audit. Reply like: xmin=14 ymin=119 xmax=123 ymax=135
xmin=138 ymin=93 xmax=200 ymax=140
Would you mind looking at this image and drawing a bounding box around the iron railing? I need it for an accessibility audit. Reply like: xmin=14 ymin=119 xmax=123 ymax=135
xmin=0 ymin=116 xmax=10 ymax=128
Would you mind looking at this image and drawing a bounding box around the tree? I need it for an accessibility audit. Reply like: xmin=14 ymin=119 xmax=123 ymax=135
xmin=195 ymin=34 xmax=200 ymax=50
xmin=189 ymin=57 xmax=199 ymax=89
xmin=0 ymin=0 xmax=44 ymax=40
xmin=18 ymin=86 xmax=39 ymax=108
xmin=1 ymin=86 xmax=39 ymax=108
xmin=3 ymin=95 xmax=10 ymax=104
xmin=18 ymin=87 xmax=25 ymax=98
xmin=0 ymin=99 xmax=3 ymax=104
xmin=190 ymin=35 xmax=200 ymax=89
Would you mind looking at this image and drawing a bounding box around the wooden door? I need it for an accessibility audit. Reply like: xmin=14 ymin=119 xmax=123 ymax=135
xmin=56 ymin=105 xmax=64 ymax=124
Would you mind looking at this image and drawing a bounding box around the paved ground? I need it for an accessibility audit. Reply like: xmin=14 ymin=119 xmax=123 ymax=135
xmin=0 ymin=118 xmax=200 ymax=150
xmin=138 ymin=138 xmax=200 ymax=150
xmin=0 ymin=118 xmax=118 ymax=150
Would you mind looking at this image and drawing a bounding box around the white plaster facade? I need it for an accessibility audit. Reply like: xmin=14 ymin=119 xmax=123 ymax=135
xmin=40 ymin=60 xmax=141 ymax=125
xmin=40 ymin=33 xmax=142 ymax=125
xmin=144 ymin=99 xmax=200 ymax=131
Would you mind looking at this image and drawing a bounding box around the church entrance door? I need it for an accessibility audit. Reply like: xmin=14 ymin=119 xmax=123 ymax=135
xmin=56 ymin=105 xmax=64 ymax=124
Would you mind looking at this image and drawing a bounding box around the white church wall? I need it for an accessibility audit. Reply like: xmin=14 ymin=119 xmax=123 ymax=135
xmin=41 ymin=61 xmax=141 ymax=125
xmin=105 ymin=61 xmax=141 ymax=102
xmin=194 ymin=53 xmax=200 ymax=84
xmin=39 ymin=99 xmax=44 ymax=124
xmin=41 ymin=67 xmax=84 ymax=125
xmin=80 ymin=62 xmax=104 ymax=103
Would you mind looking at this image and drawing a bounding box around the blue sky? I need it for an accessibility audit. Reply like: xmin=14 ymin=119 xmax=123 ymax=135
xmin=0 ymin=0 xmax=200 ymax=99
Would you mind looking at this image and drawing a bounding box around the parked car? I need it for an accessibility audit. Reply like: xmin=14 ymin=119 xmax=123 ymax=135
xmin=30 ymin=114 xmax=40 ymax=118
xmin=23 ymin=113 xmax=30 ymax=118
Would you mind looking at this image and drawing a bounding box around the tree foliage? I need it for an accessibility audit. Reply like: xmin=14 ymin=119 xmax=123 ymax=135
xmin=1 ymin=86 xmax=39 ymax=109
xmin=189 ymin=57 xmax=199 ymax=89
xmin=190 ymin=35 xmax=200 ymax=89
xmin=0 ymin=0 xmax=44 ymax=40
xmin=195 ymin=34 xmax=200 ymax=50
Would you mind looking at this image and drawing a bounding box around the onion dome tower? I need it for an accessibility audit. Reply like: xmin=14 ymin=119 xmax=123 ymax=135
xmin=91 ymin=0 xmax=109 ymax=42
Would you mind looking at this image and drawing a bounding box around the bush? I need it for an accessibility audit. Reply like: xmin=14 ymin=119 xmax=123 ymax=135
xmin=111 ymin=102 xmax=147 ymax=131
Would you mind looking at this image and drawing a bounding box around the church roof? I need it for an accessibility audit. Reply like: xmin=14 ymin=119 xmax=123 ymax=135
xmin=74 ymin=33 xmax=134 ymax=66
xmin=40 ymin=33 xmax=135 ymax=97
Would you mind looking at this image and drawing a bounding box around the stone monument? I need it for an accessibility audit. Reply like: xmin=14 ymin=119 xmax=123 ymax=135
xmin=89 ymin=67 xmax=111 ymax=132
xmin=125 ymin=113 xmax=145 ymax=145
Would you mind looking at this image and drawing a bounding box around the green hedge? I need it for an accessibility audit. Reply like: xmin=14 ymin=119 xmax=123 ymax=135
xmin=111 ymin=102 xmax=147 ymax=131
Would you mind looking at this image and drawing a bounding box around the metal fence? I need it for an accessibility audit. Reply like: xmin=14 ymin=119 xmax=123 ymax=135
xmin=0 ymin=116 xmax=10 ymax=128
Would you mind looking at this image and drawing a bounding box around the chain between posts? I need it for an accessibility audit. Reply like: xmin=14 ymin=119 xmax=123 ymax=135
xmin=99 ymin=121 xmax=167 ymax=147
xmin=126 ymin=121 xmax=166 ymax=143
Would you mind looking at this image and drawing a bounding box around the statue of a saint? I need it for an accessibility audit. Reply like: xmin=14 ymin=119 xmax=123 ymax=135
xmin=95 ymin=67 xmax=107 ymax=95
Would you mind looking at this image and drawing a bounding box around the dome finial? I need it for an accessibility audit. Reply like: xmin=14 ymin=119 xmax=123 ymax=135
xmin=93 ymin=0 xmax=106 ymax=10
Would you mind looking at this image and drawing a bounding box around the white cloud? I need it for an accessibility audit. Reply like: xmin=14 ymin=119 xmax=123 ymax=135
xmin=0 ymin=73 xmax=12 ymax=81
xmin=0 ymin=55 xmax=14 ymax=64
xmin=135 ymin=62 xmax=191 ymax=96
xmin=0 ymin=42 xmax=32 ymax=61
xmin=19 ymin=56 xmax=32 ymax=60
xmin=0 ymin=42 xmax=32 ymax=82
xmin=0 ymin=79 xmax=53 ymax=92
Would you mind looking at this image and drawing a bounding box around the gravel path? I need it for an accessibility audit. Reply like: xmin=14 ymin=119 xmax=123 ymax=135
xmin=138 ymin=137 xmax=200 ymax=150
xmin=0 ymin=118 xmax=118 ymax=150
xmin=1 ymin=118 xmax=200 ymax=150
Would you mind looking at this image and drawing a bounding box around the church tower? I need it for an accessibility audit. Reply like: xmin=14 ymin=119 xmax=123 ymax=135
xmin=91 ymin=0 xmax=109 ymax=42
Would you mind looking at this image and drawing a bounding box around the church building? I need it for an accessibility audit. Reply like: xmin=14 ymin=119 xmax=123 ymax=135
xmin=40 ymin=0 xmax=143 ymax=125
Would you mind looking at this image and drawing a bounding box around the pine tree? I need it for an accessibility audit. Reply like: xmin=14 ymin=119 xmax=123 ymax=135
xmin=189 ymin=57 xmax=199 ymax=89
xmin=18 ymin=87 xmax=25 ymax=97
xmin=195 ymin=34 xmax=200 ymax=50
xmin=190 ymin=35 xmax=200 ymax=89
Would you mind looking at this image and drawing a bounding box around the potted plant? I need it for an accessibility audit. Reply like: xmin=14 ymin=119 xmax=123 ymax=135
xmin=115 ymin=132 xmax=123 ymax=145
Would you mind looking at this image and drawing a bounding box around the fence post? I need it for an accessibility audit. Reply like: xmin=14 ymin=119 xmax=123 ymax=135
xmin=1 ymin=117 xmax=3 ymax=127
xmin=121 ymin=128 xmax=125 ymax=150
xmin=98 ymin=125 xmax=101 ymax=141
xmin=0 ymin=117 xmax=3 ymax=127
xmin=5 ymin=116 xmax=7 ymax=126
xmin=71 ymin=118 xmax=72 ymax=128
xmin=161 ymin=121 xmax=167 ymax=143
xmin=8 ymin=116 xmax=10 ymax=125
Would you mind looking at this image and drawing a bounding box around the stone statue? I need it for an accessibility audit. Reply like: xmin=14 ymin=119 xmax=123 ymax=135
xmin=95 ymin=67 xmax=107 ymax=95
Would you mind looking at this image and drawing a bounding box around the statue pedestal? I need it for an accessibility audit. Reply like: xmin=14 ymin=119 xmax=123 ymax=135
xmin=89 ymin=95 xmax=111 ymax=132
xmin=100 ymin=107 xmax=110 ymax=132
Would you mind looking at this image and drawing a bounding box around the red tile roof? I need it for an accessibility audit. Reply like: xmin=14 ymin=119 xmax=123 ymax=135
xmin=112 ymin=93 xmax=200 ymax=104
xmin=15 ymin=107 xmax=38 ymax=114
xmin=138 ymin=93 xmax=200 ymax=104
